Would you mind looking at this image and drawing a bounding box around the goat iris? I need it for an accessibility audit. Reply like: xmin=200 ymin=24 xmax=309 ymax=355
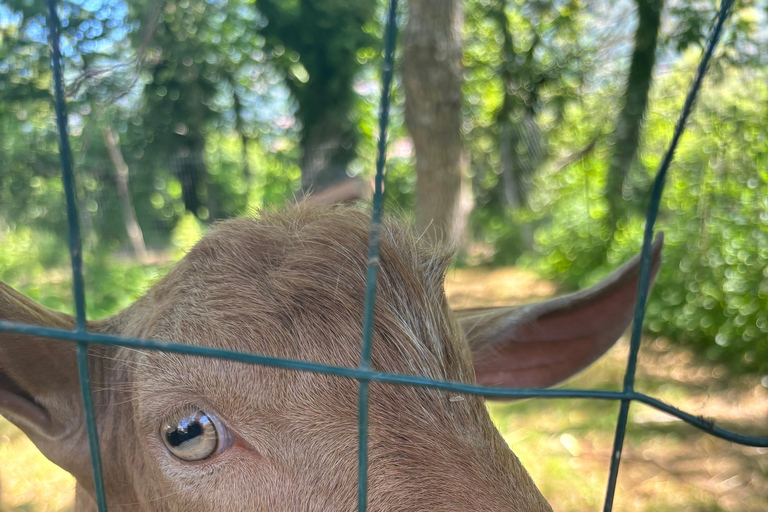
xmin=161 ymin=410 xmax=219 ymax=461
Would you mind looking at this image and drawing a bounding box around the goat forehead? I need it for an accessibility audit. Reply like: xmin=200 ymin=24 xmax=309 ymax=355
xmin=166 ymin=207 xmax=450 ymax=309
xmin=127 ymin=206 xmax=479 ymax=427
xmin=137 ymin=208 xmax=473 ymax=382
xmin=141 ymin=296 xmax=470 ymax=385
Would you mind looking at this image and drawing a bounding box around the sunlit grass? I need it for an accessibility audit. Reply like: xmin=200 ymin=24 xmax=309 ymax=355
xmin=0 ymin=420 xmax=75 ymax=512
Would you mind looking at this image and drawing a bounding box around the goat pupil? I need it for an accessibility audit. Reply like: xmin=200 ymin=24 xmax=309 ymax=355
xmin=167 ymin=421 xmax=202 ymax=447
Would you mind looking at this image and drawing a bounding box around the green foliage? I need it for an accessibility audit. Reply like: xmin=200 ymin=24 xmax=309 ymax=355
xmin=0 ymin=212 xmax=208 ymax=319
xmin=522 ymin=61 xmax=768 ymax=377
xmin=643 ymin=67 xmax=768 ymax=376
xmin=258 ymin=0 xmax=377 ymax=131
xmin=464 ymin=0 xmax=594 ymax=252
xmin=257 ymin=0 xmax=378 ymax=187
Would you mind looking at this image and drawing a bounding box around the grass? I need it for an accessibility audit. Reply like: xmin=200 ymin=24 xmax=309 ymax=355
xmin=0 ymin=420 xmax=74 ymax=512
xmin=0 ymin=265 xmax=766 ymax=511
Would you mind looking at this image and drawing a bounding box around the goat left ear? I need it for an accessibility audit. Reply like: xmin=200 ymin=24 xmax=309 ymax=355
xmin=456 ymin=233 xmax=663 ymax=389
xmin=0 ymin=282 xmax=104 ymax=482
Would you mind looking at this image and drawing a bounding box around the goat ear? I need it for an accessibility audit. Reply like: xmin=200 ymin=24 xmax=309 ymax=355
xmin=299 ymin=177 xmax=372 ymax=206
xmin=457 ymin=233 xmax=663 ymax=389
xmin=0 ymin=281 xmax=95 ymax=478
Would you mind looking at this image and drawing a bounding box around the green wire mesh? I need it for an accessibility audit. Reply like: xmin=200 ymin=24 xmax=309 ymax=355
xmin=0 ymin=0 xmax=765 ymax=511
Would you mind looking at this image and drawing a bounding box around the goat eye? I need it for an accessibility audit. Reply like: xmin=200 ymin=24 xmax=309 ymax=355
xmin=161 ymin=410 xmax=220 ymax=461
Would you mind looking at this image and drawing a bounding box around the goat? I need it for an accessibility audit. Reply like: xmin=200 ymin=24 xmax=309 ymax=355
xmin=0 ymin=204 xmax=661 ymax=511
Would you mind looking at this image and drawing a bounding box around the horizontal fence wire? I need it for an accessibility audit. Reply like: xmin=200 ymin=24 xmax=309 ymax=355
xmin=0 ymin=319 xmax=766 ymax=449
xmin=0 ymin=0 xmax=758 ymax=510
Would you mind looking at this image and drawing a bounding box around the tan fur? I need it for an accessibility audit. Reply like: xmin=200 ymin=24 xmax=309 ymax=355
xmin=1 ymin=205 xmax=551 ymax=511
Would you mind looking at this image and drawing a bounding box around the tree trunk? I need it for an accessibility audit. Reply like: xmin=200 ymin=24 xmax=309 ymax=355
xmin=605 ymin=0 xmax=664 ymax=233
xmin=499 ymin=115 xmax=544 ymax=210
xmin=254 ymin=0 xmax=372 ymax=195
xmin=300 ymin=108 xmax=357 ymax=193
xmin=170 ymin=134 xmax=208 ymax=220
xmin=233 ymin=92 xmax=253 ymax=190
xmin=403 ymin=0 xmax=471 ymax=246
xmin=240 ymin=131 xmax=252 ymax=189
xmin=101 ymin=125 xmax=149 ymax=263
xmin=493 ymin=0 xmax=544 ymax=212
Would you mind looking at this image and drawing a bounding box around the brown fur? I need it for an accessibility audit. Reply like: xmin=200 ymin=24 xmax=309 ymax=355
xmin=4 ymin=205 xmax=548 ymax=511
xmin=3 ymin=204 xmax=662 ymax=511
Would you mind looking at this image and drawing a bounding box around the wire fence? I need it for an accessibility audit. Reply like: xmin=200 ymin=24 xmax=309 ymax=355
xmin=1 ymin=0 xmax=766 ymax=511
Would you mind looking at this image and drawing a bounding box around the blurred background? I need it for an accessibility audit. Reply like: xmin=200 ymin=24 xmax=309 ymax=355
xmin=0 ymin=0 xmax=767 ymax=510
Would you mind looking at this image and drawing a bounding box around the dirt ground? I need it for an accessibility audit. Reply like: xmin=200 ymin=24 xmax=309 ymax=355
xmin=0 ymin=266 xmax=765 ymax=511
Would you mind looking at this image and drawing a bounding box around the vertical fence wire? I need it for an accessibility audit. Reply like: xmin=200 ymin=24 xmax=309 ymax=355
xmin=45 ymin=0 xmax=109 ymax=510
xmin=602 ymin=1 xmax=736 ymax=509
xmin=357 ymin=1 xmax=399 ymax=510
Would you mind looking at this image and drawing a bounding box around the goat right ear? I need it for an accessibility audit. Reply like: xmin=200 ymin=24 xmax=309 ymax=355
xmin=0 ymin=282 xmax=93 ymax=479
xmin=457 ymin=233 xmax=663 ymax=389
